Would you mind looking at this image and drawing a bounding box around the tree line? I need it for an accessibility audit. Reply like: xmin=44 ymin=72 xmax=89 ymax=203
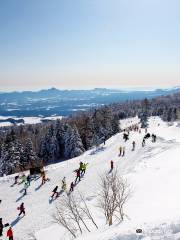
xmin=0 ymin=106 xmax=119 ymax=176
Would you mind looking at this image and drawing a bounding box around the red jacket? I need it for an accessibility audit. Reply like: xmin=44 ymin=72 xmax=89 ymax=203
xmin=76 ymin=169 xmax=80 ymax=177
xmin=20 ymin=204 xmax=25 ymax=212
xmin=7 ymin=228 xmax=13 ymax=237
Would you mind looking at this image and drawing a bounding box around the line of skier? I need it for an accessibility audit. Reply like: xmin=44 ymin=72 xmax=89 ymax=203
xmin=0 ymin=172 xmax=33 ymax=239
xmin=118 ymin=125 xmax=157 ymax=164
xmin=13 ymin=173 xmax=31 ymax=196
xmin=109 ymin=129 xmax=157 ymax=178
xmin=0 ymin=169 xmax=49 ymax=239
xmin=15 ymin=167 xmax=51 ymax=190
xmin=50 ymin=161 xmax=88 ymax=199
xmin=2 ymin=202 xmax=25 ymax=239
xmin=18 ymin=169 xmax=51 ymax=195
xmin=119 ymin=140 xmax=135 ymax=157
xmin=122 ymin=123 xmax=140 ymax=133
xmin=142 ymin=133 xmax=157 ymax=147
xmin=0 ymin=161 xmax=89 ymax=239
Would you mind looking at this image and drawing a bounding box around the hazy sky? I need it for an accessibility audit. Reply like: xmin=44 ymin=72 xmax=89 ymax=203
xmin=0 ymin=0 xmax=180 ymax=91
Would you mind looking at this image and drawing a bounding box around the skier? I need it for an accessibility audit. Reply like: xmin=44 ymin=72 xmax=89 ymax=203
xmin=62 ymin=176 xmax=66 ymax=184
xmin=123 ymin=133 xmax=129 ymax=142
xmin=75 ymin=169 xmax=81 ymax=183
xmin=69 ymin=182 xmax=74 ymax=192
xmin=41 ymin=171 xmax=50 ymax=185
xmin=7 ymin=226 xmax=13 ymax=240
xmin=51 ymin=186 xmax=59 ymax=198
xmin=154 ymin=134 xmax=157 ymax=142
xmin=132 ymin=141 xmax=136 ymax=151
xmin=122 ymin=147 xmax=125 ymax=157
xmin=42 ymin=174 xmax=46 ymax=185
xmin=21 ymin=174 xmax=27 ymax=184
xmin=119 ymin=146 xmax=122 ymax=156
xmin=0 ymin=218 xmax=3 ymax=236
xmin=81 ymin=163 xmax=88 ymax=176
xmin=61 ymin=178 xmax=67 ymax=191
xmin=24 ymin=181 xmax=28 ymax=195
xmin=14 ymin=175 xmax=19 ymax=185
xmin=151 ymin=134 xmax=154 ymax=142
xmin=152 ymin=134 xmax=157 ymax=143
xmin=144 ymin=133 xmax=150 ymax=139
xmin=18 ymin=203 xmax=25 ymax=217
xmin=102 ymin=136 xmax=106 ymax=145
xmin=27 ymin=175 xmax=31 ymax=186
xmin=142 ymin=138 xmax=145 ymax=147
xmin=110 ymin=160 xmax=114 ymax=171
xmin=79 ymin=162 xmax=84 ymax=175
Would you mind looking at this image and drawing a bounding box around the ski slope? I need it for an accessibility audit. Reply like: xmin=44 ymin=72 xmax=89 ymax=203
xmin=1 ymin=116 xmax=180 ymax=240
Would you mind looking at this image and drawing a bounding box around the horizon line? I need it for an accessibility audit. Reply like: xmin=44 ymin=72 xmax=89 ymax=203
xmin=0 ymin=85 xmax=180 ymax=93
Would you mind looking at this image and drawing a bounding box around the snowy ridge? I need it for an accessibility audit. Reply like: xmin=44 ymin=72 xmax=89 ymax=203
xmin=1 ymin=117 xmax=180 ymax=240
xmin=0 ymin=116 xmax=63 ymax=127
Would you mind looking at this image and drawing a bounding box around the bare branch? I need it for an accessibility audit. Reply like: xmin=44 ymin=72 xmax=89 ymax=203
xmin=53 ymin=192 xmax=98 ymax=238
xmin=98 ymin=169 xmax=131 ymax=226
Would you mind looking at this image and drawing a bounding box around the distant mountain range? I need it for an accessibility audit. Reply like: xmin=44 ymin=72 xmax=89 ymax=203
xmin=0 ymin=87 xmax=180 ymax=118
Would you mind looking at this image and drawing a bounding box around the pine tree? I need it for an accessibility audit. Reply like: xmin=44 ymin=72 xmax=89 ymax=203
xmin=139 ymin=98 xmax=150 ymax=128
xmin=76 ymin=114 xmax=94 ymax=150
xmin=55 ymin=120 xmax=65 ymax=157
xmin=22 ymin=138 xmax=39 ymax=168
xmin=39 ymin=125 xmax=59 ymax=162
xmin=64 ymin=124 xmax=85 ymax=158
xmin=93 ymin=134 xmax=101 ymax=149
xmin=92 ymin=106 xmax=119 ymax=144
xmin=112 ymin=114 xmax=120 ymax=134
xmin=0 ymin=137 xmax=23 ymax=176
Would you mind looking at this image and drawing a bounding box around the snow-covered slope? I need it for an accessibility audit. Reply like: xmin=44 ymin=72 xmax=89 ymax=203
xmin=0 ymin=116 xmax=63 ymax=127
xmin=1 ymin=117 xmax=180 ymax=240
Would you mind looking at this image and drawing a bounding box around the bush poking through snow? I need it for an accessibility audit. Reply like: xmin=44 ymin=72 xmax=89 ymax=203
xmin=53 ymin=192 xmax=98 ymax=238
xmin=98 ymin=169 xmax=131 ymax=226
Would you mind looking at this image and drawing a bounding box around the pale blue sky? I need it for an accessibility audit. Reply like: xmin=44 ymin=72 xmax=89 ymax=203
xmin=0 ymin=0 xmax=179 ymax=90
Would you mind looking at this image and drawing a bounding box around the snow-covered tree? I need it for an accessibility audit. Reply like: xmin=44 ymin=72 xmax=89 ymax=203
xmin=0 ymin=135 xmax=23 ymax=176
xmin=64 ymin=124 xmax=85 ymax=159
xmin=55 ymin=120 xmax=66 ymax=157
xmin=73 ymin=114 xmax=94 ymax=150
xmin=39 ymin=125 xmax=59 ymax=162
xmin=139 ymin=98 xmax=149 ymax=128
xmin=22 ymin=138 xmax=39 ymax=168
xmin=112 ymin=114 xmax=120 ymax=134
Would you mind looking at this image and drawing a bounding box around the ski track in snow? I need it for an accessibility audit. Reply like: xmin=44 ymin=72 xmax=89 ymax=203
xmin=1 ymin=116 xmax=180 ymax=240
